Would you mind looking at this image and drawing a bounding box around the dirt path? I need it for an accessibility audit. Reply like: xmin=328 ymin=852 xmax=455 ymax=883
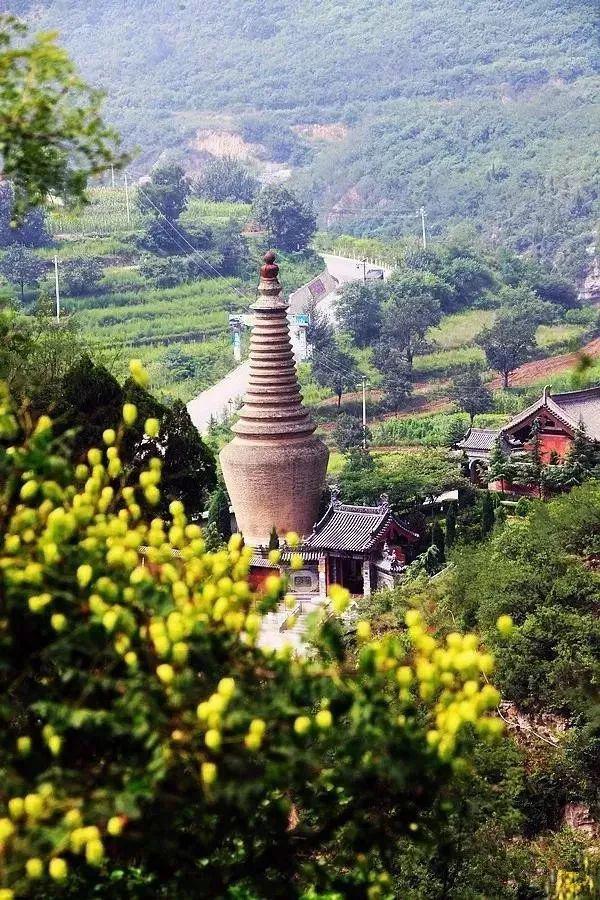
xmin=489 ymin=337 xmax=600 ymax=388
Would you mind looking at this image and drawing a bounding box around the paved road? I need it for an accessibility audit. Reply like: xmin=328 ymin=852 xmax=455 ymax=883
xmin=318 ymin=253 xmax=393 ymax=323
xmin=187 ymin=360 xmax=250 ymax=434
xmin=321 ymin=253 xmax=392 ymax=285
xmin=187 ymin=254 xmax=394 ymax=434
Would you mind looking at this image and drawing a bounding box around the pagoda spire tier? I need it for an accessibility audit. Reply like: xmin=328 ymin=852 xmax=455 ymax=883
xmin=220 ymin=251 xmax=329 ymax=547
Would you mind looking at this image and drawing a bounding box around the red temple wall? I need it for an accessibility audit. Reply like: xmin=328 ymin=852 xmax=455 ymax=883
xmin=523 ymin=433 xmax=573 ymax=463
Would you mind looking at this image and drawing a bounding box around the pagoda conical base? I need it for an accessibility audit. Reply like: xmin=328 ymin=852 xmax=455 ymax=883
xmin=220 ymin=435 xmax=328 ymax=547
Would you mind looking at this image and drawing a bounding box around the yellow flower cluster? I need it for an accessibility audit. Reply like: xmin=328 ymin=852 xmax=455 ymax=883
xmin=356 ymin=609 xmax=503 ymax=762
xmin=0 ymin=364 xmax=506 ymax=892
xmin=0 ymin=783 xmax=119 ymax=893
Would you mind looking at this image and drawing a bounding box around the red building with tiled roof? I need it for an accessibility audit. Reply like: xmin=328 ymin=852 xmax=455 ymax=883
xmin=250 ymin=494 xmax=420 ymax=600
xmin=457 ymin=385 xmax=600 ymax=490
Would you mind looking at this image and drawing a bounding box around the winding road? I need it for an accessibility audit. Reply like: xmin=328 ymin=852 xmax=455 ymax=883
xmin=187 ymin=253 xmax=392 ymax=434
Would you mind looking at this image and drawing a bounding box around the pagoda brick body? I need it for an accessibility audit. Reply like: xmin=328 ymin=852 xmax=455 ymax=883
xmin=220 ymin=252 xmax=329 ymax=547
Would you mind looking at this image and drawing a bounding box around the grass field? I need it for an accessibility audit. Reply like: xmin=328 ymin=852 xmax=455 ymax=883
xmin=427 ymin=309 xmax=495 ymax=350
xmin=31 ymin=187 xmax=325 ymax=403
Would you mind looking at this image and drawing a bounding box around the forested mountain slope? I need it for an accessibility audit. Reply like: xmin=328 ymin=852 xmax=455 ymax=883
xmin=14 ymin=0 xmax=600 ymax=271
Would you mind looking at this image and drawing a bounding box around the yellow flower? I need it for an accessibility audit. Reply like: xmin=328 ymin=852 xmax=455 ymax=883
xmin=217 ymin=677 xmax=236 ymax=699
xmin=51 ymin=613 xmax=67 ymax=632
xmin=201 ymin=762 xmax=217 ymax=785
xmin=249 ymin=718 xmax=266 ymax=737
xmin=122 ymin=403 xmax=138 ymax=427
xmin=8 ymin=797 xmax=24 ymax=820
xmin=156 ymin=664 xmax=175 ymax=684
xmin=145 ymin=418 xmax=160 ymax=438
xmin=294 ymin=716 xmax=311 ymax=736
xmin=24 ymin=794 xmax=44 ymax=819
xmin=20 ymin=479 xmax=38 ymax=501
xmin=129 ymin=358 xmax=149 ymax=388
xmin=107 ymin=816 xmax=124 ymax=836
xmin=356 ymin=620 xmax=371 ymax=641
xmin=0 ymin=818 xmax=15 ymax=841
xmin=17 ymin=736 xmax=31 ymax=755
xmin=286 ymin=531 xmax=300 ymax=548
xmin=86 ymin=839 xmax=105 ymax=866
xmin=404 ymin=609 xmax=422 ymax=627
xmin=49 ymin=857 xmax=68 ymax=881
xmin=26 ymin=858 xmax=44 ymax=879
xmin=290 ymin=553 xmax=304 ymax=571
xmin=244 ymin=732 xmax=262 ymax=751
xmin=48 ymin=734 xmax=62 ymax=756
xmin=63 ymin=808 xmax=82 ymax=827
xmin=204 ymin=729 xmax=221 ymax=751
xmin=102 ymin=428 xmax=116 ymax=446
xmin=496 ymin=614 xmax=514 ymax=636
xmin=315 ymin=709 xmax=333 ymax=730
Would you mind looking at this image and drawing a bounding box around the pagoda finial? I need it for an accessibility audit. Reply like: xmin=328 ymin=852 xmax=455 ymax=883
xmin=260 ymin=249 xmax=279 ymax=281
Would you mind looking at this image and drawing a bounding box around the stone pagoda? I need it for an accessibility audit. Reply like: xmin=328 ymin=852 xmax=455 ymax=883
xmin=220 ymin=251 xmax=329 ymax=547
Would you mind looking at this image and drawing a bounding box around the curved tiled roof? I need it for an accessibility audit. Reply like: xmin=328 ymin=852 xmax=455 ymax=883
xmin=504 ymin=386 xmax=600 ymax=441
xmin=456 ymin=428 xmax=500 ymax=451
xmin=306 ymin=502 xmax=419 ymax=553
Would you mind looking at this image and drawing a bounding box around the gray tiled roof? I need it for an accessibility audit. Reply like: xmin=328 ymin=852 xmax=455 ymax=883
xmin=250 ymin=549 xmax=321 ymax=567
xmin=552 ymin=387 xmax=600 ymax=440
xmin=306 ymin=503 xmax=419 ymax=553
xmin=504 ymin=386 xmax=600 ymax=441
xmin=456 ymin=428 xmax=500 ymax=451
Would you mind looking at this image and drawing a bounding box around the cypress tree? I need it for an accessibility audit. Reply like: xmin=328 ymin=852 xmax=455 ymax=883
xmin=431 ymin=520 xmax=446 ymax=564
xmin=207 ymin=486 xmax=232 ymax=542
xmin=268 ymin=526 xmax=280 ymax=550
xmin=445 ymin=502 xmax=457 ymax=549
xmin=481 ymin=491 xmax=495 ymax=536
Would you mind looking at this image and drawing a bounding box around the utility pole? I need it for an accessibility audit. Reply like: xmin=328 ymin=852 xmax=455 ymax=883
xmin=419 ymin=206 xmax=427 ymax=250
xmin=111 ymin=165 xmax=115 ymax=189
xmin=124 ymin=174 xmax=131 ymax=226
xmin=356 ymin=257 xmax=367 ymax=282
xmin=53 ymin=255 xmax=60 ymax=324
xmin=362 ymin=377 xmax=367 ymax=450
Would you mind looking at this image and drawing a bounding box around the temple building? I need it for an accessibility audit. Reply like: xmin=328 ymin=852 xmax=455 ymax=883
xmin=220 ymin=252 xmax=421 ymax=601
xmin=249 ymin=493 xmax=420 ymax=599
xmin=457 ymin=385 xmax=600 ymax=488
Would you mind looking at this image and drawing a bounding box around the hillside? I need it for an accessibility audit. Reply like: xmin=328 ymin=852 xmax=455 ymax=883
xmin=13 ymin=0 xmax=600 ymax=274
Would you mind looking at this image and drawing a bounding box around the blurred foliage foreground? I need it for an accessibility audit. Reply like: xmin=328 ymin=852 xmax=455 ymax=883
xmin=0 ymin=361 xmax=507 ymax=898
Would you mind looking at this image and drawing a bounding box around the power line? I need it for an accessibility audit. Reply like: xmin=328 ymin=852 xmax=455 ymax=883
xmin=136 ymin=186 xmax=254 ymax=301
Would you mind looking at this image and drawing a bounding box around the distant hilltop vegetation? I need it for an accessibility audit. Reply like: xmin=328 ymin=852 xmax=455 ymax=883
xmin=14 ymin=0 xmax=600 ymax=272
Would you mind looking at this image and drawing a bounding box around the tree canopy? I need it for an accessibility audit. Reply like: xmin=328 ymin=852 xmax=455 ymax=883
xmin=0 ymin=14 xmax=124 ymax=217
xmin=0 ymin=367 xmax=505 ymax=898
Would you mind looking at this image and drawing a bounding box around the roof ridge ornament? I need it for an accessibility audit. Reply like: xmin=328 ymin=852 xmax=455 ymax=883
xmin=543 ymin=384 xmax=551 ymax=403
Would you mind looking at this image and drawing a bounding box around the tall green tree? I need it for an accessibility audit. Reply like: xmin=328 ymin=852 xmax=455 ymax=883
xmin=312 ymin=343 xmax=359 ymax=407
xmin=381 ymin=271 xmax=442 ymax=370
xmin=0 ymin=183 xmax=50 ymax=247
xmin=137 ymin=162 xmax=189 ymax=224
xmin=333 ymin=412 xmax=366 ymax=452
xmin=335 ymin=281 xmax=385 ymax=348
xmin=481 ymin=491 xmax=495 ymax=536
xmin=478 ymin=311 xmax=537 ymax=388
xmin=194 ymin=156 xmax=259 ymax=203
xmin=451 ymin=367 xmax=493 ymax=424
xmin=0 ymin=246 xmax=44 ymax=303
xmin=207 ymin=485 xmax=232 ymax=542
xmin=252 ymin=185 xmax=316 ymax=252
xmin=61 ymin=257 xmax=104 ymax=296
xmin=0 ymin=14 xmax=124 ymax=217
